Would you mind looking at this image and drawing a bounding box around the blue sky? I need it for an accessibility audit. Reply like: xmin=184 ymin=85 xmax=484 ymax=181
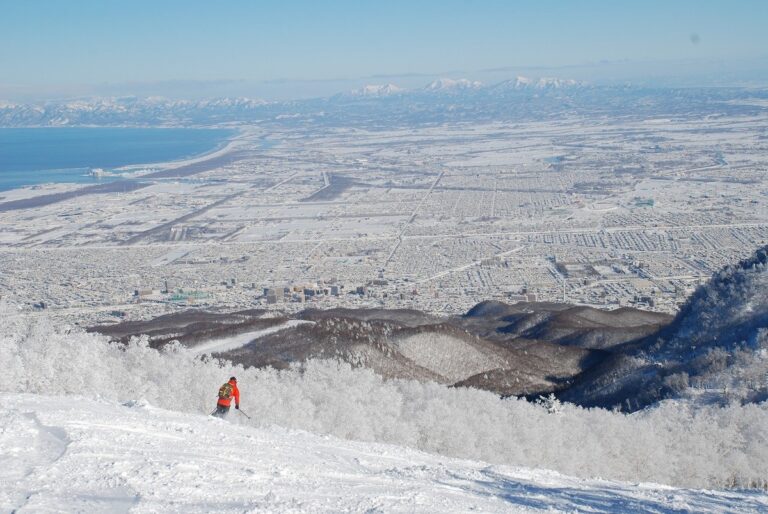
xmin=1 ymin=0 xmax=767 ymax=100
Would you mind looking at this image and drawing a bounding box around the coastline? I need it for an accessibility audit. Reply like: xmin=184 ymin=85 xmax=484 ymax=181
xmin=0 ymin=126 xmax=258 ymax=211
xmin=0 ymin=126 xmax=249 ymax=194
xmin=115 ymin=127 xmax=250 ymax=177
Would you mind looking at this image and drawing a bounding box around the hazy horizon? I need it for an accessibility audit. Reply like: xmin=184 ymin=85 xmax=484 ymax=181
xmin=2 ymin=0 xmax=767 ymax=102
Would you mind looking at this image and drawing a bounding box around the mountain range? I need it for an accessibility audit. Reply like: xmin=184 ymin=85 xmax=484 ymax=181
xmin=3 ymin=77 xmax=764 ymax=128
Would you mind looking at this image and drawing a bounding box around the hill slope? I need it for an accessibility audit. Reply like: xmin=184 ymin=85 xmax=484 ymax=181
xmin=561 ymin=245 xmax=768 ymax=409
xmin=92 ymin=302 xmax=668 ymax=399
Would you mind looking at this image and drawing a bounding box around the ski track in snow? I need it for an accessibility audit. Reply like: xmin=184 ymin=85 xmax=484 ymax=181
xmin=1 ymin=394 xmax=766 ymax=513
xmin=191 ymin=320 xmax=314 ymax=355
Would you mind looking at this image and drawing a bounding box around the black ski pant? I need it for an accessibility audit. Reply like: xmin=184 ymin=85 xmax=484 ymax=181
xmin=213 ymin=404 xmax=230 ymax=417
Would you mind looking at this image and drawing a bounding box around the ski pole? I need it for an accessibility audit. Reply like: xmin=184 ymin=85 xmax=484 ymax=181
xmin=238 ymin=408 xmax=252 ymax=420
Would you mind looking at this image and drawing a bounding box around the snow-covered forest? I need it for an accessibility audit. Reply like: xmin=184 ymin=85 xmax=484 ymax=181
xmin=2 ymin=304 xmax=766 ymax=491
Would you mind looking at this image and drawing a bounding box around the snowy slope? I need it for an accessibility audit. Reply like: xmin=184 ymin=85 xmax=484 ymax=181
xmin=191 ymin=320 xmax=314 ymax=355
xmin=392 ymin=332 xmax=509 ymax=383
xmin=2 ymin=393 xmax=765 ymax=514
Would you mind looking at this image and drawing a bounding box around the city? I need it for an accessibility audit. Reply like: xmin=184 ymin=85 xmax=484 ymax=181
xmin=1 ymin=107 xmax=767 ymax=325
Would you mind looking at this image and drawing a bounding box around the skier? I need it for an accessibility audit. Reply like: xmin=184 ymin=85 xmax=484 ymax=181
xmin=213 ymin=376 xmax=240 ymax=417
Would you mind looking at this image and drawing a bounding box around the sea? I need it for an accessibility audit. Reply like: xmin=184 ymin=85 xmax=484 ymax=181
xmin=0 ymin=127 xmax=235 ymax=191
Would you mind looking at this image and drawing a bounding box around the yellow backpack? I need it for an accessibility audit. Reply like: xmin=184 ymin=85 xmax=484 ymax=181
xmin=218 ymin=382 xmax=233 ymax=400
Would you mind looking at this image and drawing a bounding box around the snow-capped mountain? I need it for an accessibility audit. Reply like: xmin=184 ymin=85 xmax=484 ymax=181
xmin=348 ymin=83 xmax=405 ymax=97
xmin=423 ymin=78 xmax=484 ymax=91
xmin=1 ymin=80 xmax=756 ymax=128
xmin=0 ymin=96 xmax=272 ymax=127
xmin=490 ymin=76 xmax=586 ymax=91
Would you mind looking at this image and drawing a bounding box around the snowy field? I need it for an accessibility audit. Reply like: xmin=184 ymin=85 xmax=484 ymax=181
xmin=2 ymin=394 xmax=767 ymax=513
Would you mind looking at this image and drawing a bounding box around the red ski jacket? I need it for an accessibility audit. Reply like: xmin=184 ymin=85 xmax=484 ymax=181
xmin=217 ymin=379 xmax=240 ymax=408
